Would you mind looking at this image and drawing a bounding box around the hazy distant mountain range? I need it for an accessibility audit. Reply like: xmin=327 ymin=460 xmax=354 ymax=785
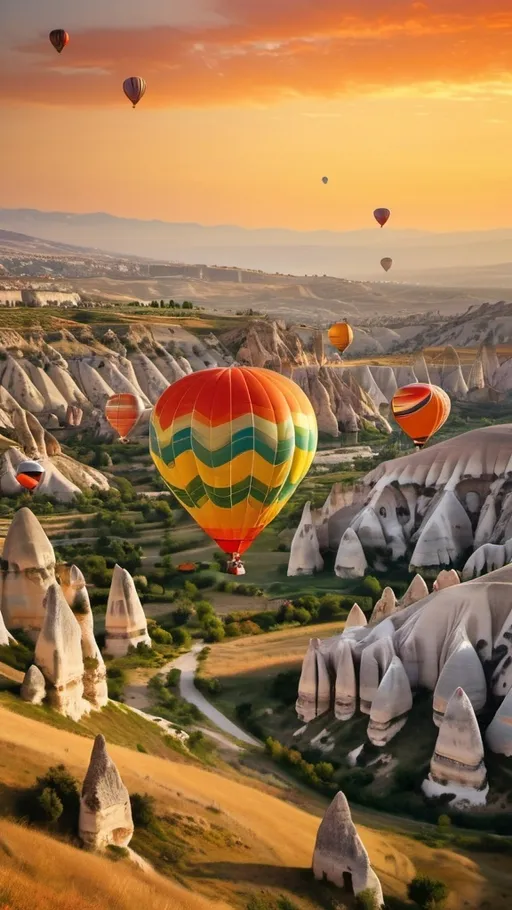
xmin=2 ymin=208 xmax=512 ymax=287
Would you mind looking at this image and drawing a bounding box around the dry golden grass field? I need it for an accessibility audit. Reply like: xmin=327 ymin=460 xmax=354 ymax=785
xmin=204 ymin=622 xmax=344 ymax=679
xmin=0 ymin=705 xmax=511 ymax=910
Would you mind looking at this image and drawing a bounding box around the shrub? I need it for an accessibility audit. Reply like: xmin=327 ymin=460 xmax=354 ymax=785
xmin=130 ymin=792 xmax=156 ymax=828
xmin=107 ymin=666 xmax=127 ymax=701
xmin=361 ymin=575 xmax=382 ymax=602
xmin=270 ymin=670 xmax=301 ymax=706
xmin=171 ymin=627 xmax=192 ymax=648
xmin=37 ymin=787 xmax=63 ymax=824
xmin=166 ymin=668 xmax=181 ymax=688
xmin=407 ymin=875 xmax=449 ymax=910
xmin=354 ymin=890 xmax=380 ymax=910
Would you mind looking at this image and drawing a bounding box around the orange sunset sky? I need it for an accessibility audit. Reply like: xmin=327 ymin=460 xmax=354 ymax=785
xmin=2 ymin=0 xmax=512 ymax=232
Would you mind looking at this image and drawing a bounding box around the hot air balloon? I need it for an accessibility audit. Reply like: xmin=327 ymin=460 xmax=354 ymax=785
xmin=149 ymin=367 xmax=317 ymax=571
xmin=374 ymin=208 xmax=390 ymax=228
xmin=327 ymin=322 xmax=354 ymax=355
xmin=380 ymin=257 xmax=392 ymax=272
xmin=391 ymin=383 xmax=451 ymax=449
xmin=322 ymin=176 xmax=328 ymax=185
xmin=123 ymin=77 xmax=146 ymax=108
xmin=105 ymin=393 xmax=145 ymax=440
xmin=16 ymin=460 xmax=45 ymax=493
xmin=49 ymin=29 xmax=69 ymax=53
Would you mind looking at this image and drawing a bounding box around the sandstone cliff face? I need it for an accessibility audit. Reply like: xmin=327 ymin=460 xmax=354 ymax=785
xmin=79 ymin=734 xmax=134 ymax=850
xmin=312 ymin=791 xmax=383 ymax=906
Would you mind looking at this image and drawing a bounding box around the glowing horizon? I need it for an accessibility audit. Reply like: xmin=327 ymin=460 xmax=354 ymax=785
xmin=2 ymin=0 xmax=512 ymax=232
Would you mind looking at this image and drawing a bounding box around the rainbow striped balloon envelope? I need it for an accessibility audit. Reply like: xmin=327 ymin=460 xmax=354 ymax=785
xmin=105 ymin=393 xmax=144 ymax=440
xmin=149 ymin=367 xmax=318 ymax=556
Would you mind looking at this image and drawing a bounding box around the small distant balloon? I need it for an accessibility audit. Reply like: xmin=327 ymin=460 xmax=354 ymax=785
xmin=105 ymin=393 xmax=145 ymax=440
xmin=123 ymin=77 xmax=146 ymax=108
xmin=327 ymin=322 xmax=354 ymax=355
xmin=374 ymin=208 xmax=390 ymax=228
xmin=380 ymin=257 xmax=393 ymax=272
xmin=391 ymin=383 xmax=451 ymax=449
xmin=322 ymin=176 xmax=328 ymax=185
xmin=16 ymin=460 xmax=45 ymax=492
xmin=49 ymin=29 xmax=69 ymax=53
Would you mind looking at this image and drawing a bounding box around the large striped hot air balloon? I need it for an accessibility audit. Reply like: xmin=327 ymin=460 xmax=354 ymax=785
xmin=328 ymin=322 xmax=354 ymax=355
xmin=391 ymin=383 xmax=451 ymax=449
xmin=105 ymin=393 xmax=144 ymax=440
xmin=149 ymin=367 xmax=317 ymax=565
xmin=49 ymin=29 xmax=69 ymax=53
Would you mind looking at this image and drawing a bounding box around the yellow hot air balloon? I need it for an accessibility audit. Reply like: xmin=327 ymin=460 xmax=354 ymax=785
xmin=328 ymin=322 xmax=354 ymax=354
xmin=391 ymin=383 xmax=451 ymax=448
xmin=105 ymin=393 xmax=144 ymax=440
xmin=149 ymin=367 xmax=317 ymax=566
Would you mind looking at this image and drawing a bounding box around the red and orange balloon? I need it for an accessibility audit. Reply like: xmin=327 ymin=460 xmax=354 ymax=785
xmin=105 ymin=393 xmax=145 ymax=440
xmin=391 ymin=383 xmax=451 ymax=448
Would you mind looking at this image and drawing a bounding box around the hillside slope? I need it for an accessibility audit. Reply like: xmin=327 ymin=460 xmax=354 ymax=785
xmin=0 ymin=704 xmax=510 ymax=909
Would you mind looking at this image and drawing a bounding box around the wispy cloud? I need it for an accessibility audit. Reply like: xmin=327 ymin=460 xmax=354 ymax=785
xmin=2 ymin=0 xmax=512 ymax=107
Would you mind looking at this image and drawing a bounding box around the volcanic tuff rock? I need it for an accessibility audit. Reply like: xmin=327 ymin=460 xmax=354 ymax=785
xmin=287 ymin=502 xmax=324 ymax=576
xmin=312 ymin=791 xmax=383 ymax=906
xmin=58 ymin=564 xmax=108 ymax=709
xmin=359 ymin=637 xmax=395 ymax=715
xmin=334 ymin=640 xmax=357 ymax=721
xmin=105 ymin=565 xmax=152 ymax=657
xmin=433 ymin=568 xmax=461 ymax=591
xmin=334 ymin=528 xmax=367 ymax=579
xmin=20 ymin=664 xmax=46 ymax=705
xmin=344 ymin=603 xmax=367 ymax=630
xmin=369 ymin=587 xmax=397 ymax=625
xmin=486 ymin=688 xmax=512 ymax=757
xmin=34 ymin=583 xmax=90 ymax=721
xmin=367 ymin=656 xmax=412 ymax=746
xmin=399 ymin=574 xmax=429 ymax=607
xmin=302 ymin=425 xmax=512 ymax=577
xmin=432 ymin=631 xmax=487 ymax=725
xmin=422 ymin=687 xmax=489 ymax=807
xmin=1 ymin=507 xmax=56 ymax=635
xmin=79 ymin=735 xmax=134 ymax=850
xmin=463 ymin=541 xmax=512 ymax=579
xmin=296 ymin=638 xmax=331 ymax=723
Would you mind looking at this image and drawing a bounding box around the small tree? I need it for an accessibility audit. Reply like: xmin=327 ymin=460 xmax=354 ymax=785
xmin=408 ymin=875 xmax=449 ymax=910
xmin=37 ymin=787 xmax=63 ymax=824
xmin=130 ymin=792 xmax=156 ymax=828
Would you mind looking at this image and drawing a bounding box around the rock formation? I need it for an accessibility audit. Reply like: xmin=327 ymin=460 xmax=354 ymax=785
xmin=334 ymin=528 xmax=367 ymax=579
xmin=463 ymin=541 xmax=512 ymax=580
xmin=79 ymin=734 xmax=134 ymax=850
xmin=422 ymin=688 xmax=488 ymax=807
xmin=432 ymin=632 xmax=487 ymax=725
xmin=399 ymin=574 xmax=429 ymax=607
xmin=312 ymin=791 xmax=383 ymax=906
xmin=105 ymin=565 xmax=152 ymax=657
xmin=369 ymin=587 xmax=397 ymax=625
xmin=34 ymin=583 xmax=89 ymax=721
xmin=367 ymin=656 xmax=412 ymax=746
xmin=1 ymin=508 xmax=56 ymax=635
xmin=287 ymin=502 xmax=324 ymax=576
xmin=344 ymin=603 xmax=367 ymax=629
xmin=334 ymin=640 xmax=357 ymax=721
xmin=486 ymin=688 xmax=512 ymax=757
xmin=433 ymin=568 xmax=461 ymax=591
xmin=359 ymin=637 xmax=395 ymax=715
xmin=58 ymin=564 xmax=108 ymax=709
xmin=296 ymin=638 xmax=331 ymax=723
xmin=20 ymin=664 xmax=46 ymax=705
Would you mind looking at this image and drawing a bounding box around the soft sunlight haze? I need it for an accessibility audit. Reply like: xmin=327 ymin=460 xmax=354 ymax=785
xmin=2 ymin=0 xmax=512 ymax=231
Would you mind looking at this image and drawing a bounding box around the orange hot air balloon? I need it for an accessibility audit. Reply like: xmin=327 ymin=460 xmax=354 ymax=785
xmin=16 ymin=459 xmax=45 ymax=492
xmin=105 ymin=393 xmax=145 ymax=440
xmin=391 ymin=383 xmax=451 ymax=449
xmin=328 ymin=322 xmax=354 ymax=355
xmin=49 ymin=30 xmax=69 ymax=53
